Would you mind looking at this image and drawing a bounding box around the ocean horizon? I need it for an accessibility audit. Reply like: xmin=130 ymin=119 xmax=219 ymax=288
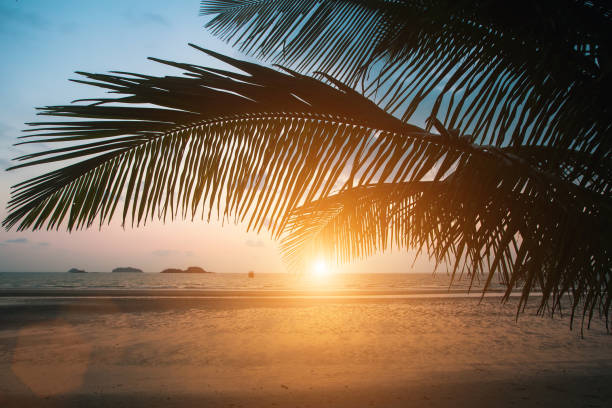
xmin=0 ymin=272 xmax=506 ymax=292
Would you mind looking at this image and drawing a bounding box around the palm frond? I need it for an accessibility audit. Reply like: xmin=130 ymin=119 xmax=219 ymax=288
xmin=281 ymin=150 xmax=612 ymax=326
xmin=5 ymin=44 xmax=610 ymax=326
xmin=201 ymin=1 xmax=612 ymax=179
xmin=3 ymin=45 xmax=456 ymax=234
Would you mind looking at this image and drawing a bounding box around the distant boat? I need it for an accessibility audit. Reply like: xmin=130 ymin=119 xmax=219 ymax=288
xmin=248 ymin=270 xmax=255 ymax=278
xmin=67 ymin=268 xmax=86 ymax=273
xmin=160 ymin=266 xmax=213 ymax=273
xmin=112 ymin=266 xmax=143 ymax=273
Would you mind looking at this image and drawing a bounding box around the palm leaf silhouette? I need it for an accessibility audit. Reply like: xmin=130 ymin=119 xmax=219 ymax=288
xmin=3 ymin=1 xmax=611 ymax=326
xmin=282 ymin=163 xmax=611 ymax=326
xmin=4 ymin=47 xmax=610 ymax=325
xmin=4 ymin=45 xmax=427 ymax=234
xmin=199 ymin=0 xmax=612 ymax=324
xmin=201 ymin=1 xmax=611 ymax=165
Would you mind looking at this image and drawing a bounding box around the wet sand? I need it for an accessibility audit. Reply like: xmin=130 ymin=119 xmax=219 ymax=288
xmin=0 ymin=294 xmax=610 ymax=407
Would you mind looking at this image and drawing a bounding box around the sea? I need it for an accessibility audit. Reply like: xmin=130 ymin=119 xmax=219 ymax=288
xmin=0 ymin=272 xmax=506 ymax=292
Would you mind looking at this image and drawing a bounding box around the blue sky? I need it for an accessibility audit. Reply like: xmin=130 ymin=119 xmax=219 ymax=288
xmin=0 ymin=0 xmax=433 ymax=273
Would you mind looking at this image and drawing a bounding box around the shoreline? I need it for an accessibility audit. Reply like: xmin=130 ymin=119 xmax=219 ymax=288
xmin=0 ymin=288 xmax=526 ymax=299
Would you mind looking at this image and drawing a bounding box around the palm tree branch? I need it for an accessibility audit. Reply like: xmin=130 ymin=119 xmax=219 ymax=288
xmin=201 ymin=0 xmax=612 ymax=175
xmin=5 ymin=48 xmax=607 ymax=239
xmin=282 ymin=169 xmax=612 ymax=324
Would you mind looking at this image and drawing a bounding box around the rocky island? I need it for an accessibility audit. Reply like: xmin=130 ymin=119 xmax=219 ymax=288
xmin=161 ymin=266 xmax=212 ymax=274
xmin=67 ymin=268 xmax=86 ymax=273
xmin=112 ymin=267 xmax=143 ymax=273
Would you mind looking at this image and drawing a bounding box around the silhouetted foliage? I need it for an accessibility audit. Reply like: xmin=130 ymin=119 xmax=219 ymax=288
xmin=4 ymin=1 xmax=611 ymax=327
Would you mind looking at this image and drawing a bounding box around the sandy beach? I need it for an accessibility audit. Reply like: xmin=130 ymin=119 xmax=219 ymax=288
xmin=0 ymin=293 xmax=610 ymax=407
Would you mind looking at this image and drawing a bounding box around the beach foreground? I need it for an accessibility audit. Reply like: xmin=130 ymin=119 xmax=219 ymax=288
xmin=0 ymin=294 xmax=610 ymax=407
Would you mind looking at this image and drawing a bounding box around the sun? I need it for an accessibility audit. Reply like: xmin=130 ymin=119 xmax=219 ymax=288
xmin=311 ymin=259 xmax=330 ymax=278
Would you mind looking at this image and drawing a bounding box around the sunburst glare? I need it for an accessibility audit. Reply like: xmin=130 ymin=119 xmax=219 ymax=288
xmin=311 ymin=259 xmax=330 ymax=278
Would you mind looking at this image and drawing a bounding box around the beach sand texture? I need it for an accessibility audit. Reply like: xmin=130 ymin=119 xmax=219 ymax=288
xmin=0 ymin=295 xmax=611 ymax=407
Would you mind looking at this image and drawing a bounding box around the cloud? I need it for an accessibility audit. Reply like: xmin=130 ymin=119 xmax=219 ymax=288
xmin=0 ymin=5 xmax=51 ymax=33
xmin=152 ymin=249 xmax=194 ymax=257
xmin=142 ymin=12 xmax=170 ymax=27
xmin=245 ymin=239 xmax=265 ymax=248
xmin=5 ymin=238 xmax=28 ymax=244
xmin=6 ymin=146 xmax=25 ymax=157
xmin=36 ymin=242 xmax=50 ymax=247
xmin=246 ymin=171 xmax=268 ymax=192
xmin=0 ymin=157 xmax=11 ymax=169
xmin=0 ymin=121 xmax=15 ymax=140
xmin=152 ymin=249 xmax=179 ymax=257
xmin=263 ymin=217 xmax=272 ymax=228
xmin=124 ymin=11 xmax=170 ymax=27
xmin=59 ymin=22 xmax=78 ymax=35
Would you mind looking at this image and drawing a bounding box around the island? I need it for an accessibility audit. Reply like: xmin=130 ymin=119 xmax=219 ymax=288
xmin=112 ymin=266 xmax=143 ymax=273
xmin=161 ymin=266 xmax=213 ymax=274
xmin=67 ymin=268 xmax=86 ymax=273
xmin=161 ymin=268 xmax=183 ymax=274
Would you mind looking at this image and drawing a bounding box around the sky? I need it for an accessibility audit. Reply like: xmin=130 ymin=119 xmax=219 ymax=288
xmin=0 ymin=0 xmax=434 ymax=273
